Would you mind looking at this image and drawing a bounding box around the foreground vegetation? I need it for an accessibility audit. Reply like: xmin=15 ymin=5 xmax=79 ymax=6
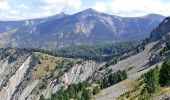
xmin=119 ymin=59 xmax=170 ymax=100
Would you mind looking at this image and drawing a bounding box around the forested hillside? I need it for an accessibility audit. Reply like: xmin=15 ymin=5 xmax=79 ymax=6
xmin=22 ymin=40 xmax=141 ymax=62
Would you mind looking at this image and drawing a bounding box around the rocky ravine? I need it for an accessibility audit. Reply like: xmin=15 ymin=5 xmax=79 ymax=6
xmin=41 ymin=60 xmax=100 ymax=99
xmin=0 ymin=52 xmax=101 ymax=100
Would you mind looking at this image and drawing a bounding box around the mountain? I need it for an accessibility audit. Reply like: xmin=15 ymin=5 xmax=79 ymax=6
xmin=1 ymin=16 xmax=170 ymax=100
xmin=0 ymin=8 xmax=165 ymax=49
xmin=0 ymin=12 xmax=68 ymax=32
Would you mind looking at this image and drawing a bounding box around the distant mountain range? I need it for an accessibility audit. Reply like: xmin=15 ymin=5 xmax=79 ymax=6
xmin=0 ymin=8 xmax=165 ymax=49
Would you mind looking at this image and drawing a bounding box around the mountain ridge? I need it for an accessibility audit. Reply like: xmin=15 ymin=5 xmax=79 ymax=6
xmin=0 ymin=8 xmax=166 ymax=49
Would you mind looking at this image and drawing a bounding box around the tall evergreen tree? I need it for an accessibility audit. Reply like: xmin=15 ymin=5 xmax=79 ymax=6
xmin=159 ymin=59 xmax=170 ymax=86
xmin=144 ymin=67 xmax=159 ymax=93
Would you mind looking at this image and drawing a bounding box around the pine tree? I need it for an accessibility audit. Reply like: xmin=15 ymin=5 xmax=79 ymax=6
xmin=159 ymin=59 xmax=170 ymax=86
xmin=144 ymin=67 xmax=159 ymax=93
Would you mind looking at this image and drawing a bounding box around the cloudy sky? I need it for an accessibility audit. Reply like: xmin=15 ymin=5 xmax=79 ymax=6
xmin=0 ymin=0 xmax=170 ymax=20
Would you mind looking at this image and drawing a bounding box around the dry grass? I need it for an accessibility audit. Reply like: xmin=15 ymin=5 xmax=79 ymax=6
xmin=30 ymin=52 xmax=80 ymax=94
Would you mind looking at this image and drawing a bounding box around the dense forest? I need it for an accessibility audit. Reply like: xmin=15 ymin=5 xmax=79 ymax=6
xmin=55 ymin=40 xmax=141 ymax=62
xmin=20 ymin=40 xmax=141 ymax=62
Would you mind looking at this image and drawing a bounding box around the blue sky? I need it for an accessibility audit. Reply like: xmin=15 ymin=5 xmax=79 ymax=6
xmin=0 ymin=0 xmax=170 ymax=20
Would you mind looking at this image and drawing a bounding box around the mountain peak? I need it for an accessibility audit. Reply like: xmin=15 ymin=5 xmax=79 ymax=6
xmin=57 ymin=12 xmax=67 ymax=16
xmin=85 ymin=8 xmax=97 ymax=11
xmin=80 ymin=8 xmax=99 ymax=14
xmin=49 ymin=12 xmax=68 ymax=19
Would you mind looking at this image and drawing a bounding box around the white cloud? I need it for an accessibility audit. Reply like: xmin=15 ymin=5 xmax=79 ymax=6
xmin=1 ymin=0 xmax=170 ymax=20
xmin=0 ymin=0 xmax=82 ymax=20
xmin=38 ymin=0 xmax=81 ymax=13
xmin=92 ymin=2 xmax=108 ymax=12
xmin=0 ymin=1 xmax=10 ymax=11
xmin=18 ymin=4 xmax=29 ymax=9
xmin=92 ymin=0 xmax=170 ymax=17
xmin=110 ymin=0 xmax=162 ymax=16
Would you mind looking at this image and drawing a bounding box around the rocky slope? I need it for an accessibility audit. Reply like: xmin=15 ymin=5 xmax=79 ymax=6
xmin=0 ymin=40 xmax=166 ymax=100
xmin=0 ymin=49 xmax=102 ymax=100
xmin=0 ymin=9 xmax=165 ymax=49
xmin=94 ymin=41 xmax=162 ymax=100
xmin=94 ymin=17 xmax=170 ymax=100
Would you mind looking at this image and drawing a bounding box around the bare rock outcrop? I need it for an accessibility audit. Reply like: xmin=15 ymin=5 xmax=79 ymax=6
xmin=42 ymin=60 xmax=100 ymax=99
xmin=0 ymin=56 xmax=32 ymax=100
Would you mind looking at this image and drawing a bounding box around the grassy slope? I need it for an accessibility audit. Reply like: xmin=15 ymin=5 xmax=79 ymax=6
xmin=28 ymin=52 xmax=81 ymax=94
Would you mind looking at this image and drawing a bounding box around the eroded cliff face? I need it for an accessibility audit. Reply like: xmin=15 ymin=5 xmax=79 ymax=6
xmin=41 ymin=60 xmax=100 ymax=99
xmin=0 ymin=56 xmax=32 ymax=100
xmin=0 ymin=50 xmax=100 ymax=100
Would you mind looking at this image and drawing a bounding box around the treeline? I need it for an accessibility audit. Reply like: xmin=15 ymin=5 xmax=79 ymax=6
xmin=20 ymin=40 xmax=141 ymax=62
xmin=100 ymin=70 xmax=127 ymax=89
xmin=55 ymin=41 xmax=140 ymax=62
xmin=0 ymin=48 xmax=28 ymax=63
